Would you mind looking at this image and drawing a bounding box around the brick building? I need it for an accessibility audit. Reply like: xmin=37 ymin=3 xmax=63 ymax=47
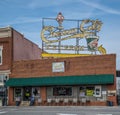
xmin=6 ymin=54 xmax=117 ymax=106
xmin=0 ymin=26 xmax=117 ymax=106
xmin=0 ymin=27 xmax=42 ymax=106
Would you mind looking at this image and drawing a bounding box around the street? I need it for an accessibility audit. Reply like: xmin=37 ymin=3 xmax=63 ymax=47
xmin=0 ymin=106 xmax=120 ymax=115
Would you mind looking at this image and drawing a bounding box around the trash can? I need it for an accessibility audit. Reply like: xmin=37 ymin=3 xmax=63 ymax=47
xmin=16 ymin=101 xmax=20 ymax=106
xmin=109 ymin=101 xmax=113 ymax=106
xmin=107 ymin=100 xmax=113 ymax=106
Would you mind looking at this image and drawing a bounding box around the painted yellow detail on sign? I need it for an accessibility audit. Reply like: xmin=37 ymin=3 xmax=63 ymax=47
xmin=42 ymin=53 xmax=91 ymax=58
xmin=98 ymin=45 xmax=106 ymax=54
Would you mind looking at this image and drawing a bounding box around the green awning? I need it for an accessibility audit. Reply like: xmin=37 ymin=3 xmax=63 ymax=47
xmin=6 ymin=74 xmax=114 ymax=87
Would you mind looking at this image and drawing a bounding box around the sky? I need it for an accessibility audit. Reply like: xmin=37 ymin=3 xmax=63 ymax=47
xmin=0 ymin=0 xmax=120 ymax=70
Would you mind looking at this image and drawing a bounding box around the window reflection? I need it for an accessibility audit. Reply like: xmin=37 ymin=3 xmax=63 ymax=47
xmin=53 ymin=87 xmax=72 ymax=96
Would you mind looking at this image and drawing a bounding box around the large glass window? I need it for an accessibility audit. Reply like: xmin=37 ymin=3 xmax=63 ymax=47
xmin=79 ymin=86 xmax=102 ymax=97
xmin=23 ymin=87 xmax=31 ymax=101
xmin=32 ymin=87 xmax=40 ymax=98
xmin=53 ymin=87 xmax=72 ymax=96
xmin=14 ymin=88 xmax=22 ymax=97
xmin=86 ymin=87 xmax=94 ymax=96
xmin=79 ymin=86 xmax=94 ymax=97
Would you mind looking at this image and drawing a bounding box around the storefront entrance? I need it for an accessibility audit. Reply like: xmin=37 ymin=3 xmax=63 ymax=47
xmin=14 ymin=87 xmax=40 ymax=102
xmin=23 ymin=87 xmax=31 ymax=101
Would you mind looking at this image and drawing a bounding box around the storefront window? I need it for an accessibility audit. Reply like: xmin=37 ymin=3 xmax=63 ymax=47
xmin=24 ymin=87 xmax=31 ymax=101
xmin=79 ymin=86 xmax=86 ymax=97
xmin=79 ymin=86 xmax=94 ymax=97
xmin=53 ymin=87 xmax=72 ymax=96
xmin=14 ymin=88 xmax=22 ymax=97
xmin=32 ymin=87 xmax=40 ymax=97
xmin=14 ymin=87 xmax=40 ymax=101
xmin=86 ymin=87 xmax=94 ymax=96
xmin=79 ymin=86 xmax=103 ymax=98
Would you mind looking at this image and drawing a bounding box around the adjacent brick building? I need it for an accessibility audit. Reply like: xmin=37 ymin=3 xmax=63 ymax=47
xmin=0 ymin=27 xmax=42 ymax=106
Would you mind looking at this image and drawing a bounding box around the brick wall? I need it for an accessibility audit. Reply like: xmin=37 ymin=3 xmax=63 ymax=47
xmin=9 ymin=54 xmax=117 ymax=106
xmin=0 ymin=27 xmax=42 ymax=71
xmin=13 ymin=29 xmax=42 ymax=61
xmin=11 ymin=54 xmax=116 ymax=78
xmin=0 ymin=37 xmax=12 ymax=70
xmin=9 ymin=87 xmax=15 ymax=106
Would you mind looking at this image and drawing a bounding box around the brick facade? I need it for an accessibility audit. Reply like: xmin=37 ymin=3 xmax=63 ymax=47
xmin=12 ymin=29 xmax=42 ymax=61
xmin=0 ymin=27 xmax=117 ymax=106
xmin=8 ymin=54 xmax=117 ymax=106
xmin=11 ymin=54 xmax=116 ymax=78
xmin=0 ymin=27 xmax=42 ymax=71
xmin=0 ymin=27 xmax=42 ymax=106
xmin=0 ymin=37 xmax=12 ymax=70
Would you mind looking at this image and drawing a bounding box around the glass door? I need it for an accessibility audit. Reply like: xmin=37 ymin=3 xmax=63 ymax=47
xmin=23 ymin=87 xmax=31 ymax=101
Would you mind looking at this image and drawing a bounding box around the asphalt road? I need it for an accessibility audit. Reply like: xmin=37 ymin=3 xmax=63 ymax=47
xmin=0 ymin=106 xmax=120 ymax=115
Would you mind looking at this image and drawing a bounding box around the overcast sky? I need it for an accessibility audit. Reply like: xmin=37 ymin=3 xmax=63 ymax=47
xmin=0 ymin=0 xmax=120 ymax=69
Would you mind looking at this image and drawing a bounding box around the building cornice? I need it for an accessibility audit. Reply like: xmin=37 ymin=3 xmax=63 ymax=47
xmin=0 ymin=26 xmax=12 ymax=38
